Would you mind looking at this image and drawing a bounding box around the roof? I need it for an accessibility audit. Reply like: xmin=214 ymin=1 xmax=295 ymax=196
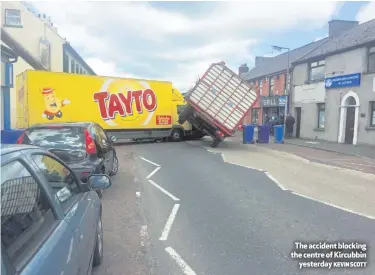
xmin=1 ymin=27 xmax=46 ymax=70
xmin=294 ymin=19 xmax=375 ymax=64
xmin=242 ymin=38 xmax=330 ymax=81
xmin=63 ymin=43 xmax=96 ymax=75
xmin=0 ymin=144 xmax=39 ymax=156
xmin=1 ymin=44 xmax=16 ymax=59
xmin=29 ymin=122 xmax=93 ymax=129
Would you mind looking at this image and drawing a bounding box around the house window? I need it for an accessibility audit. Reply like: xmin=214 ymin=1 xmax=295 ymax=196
xmin=71 ymin=60 xmax=75 ymax=73
xmin=251 ymin=109 xmax=259 ymax=124
xmin=369 ymin=47 xmax=375 ymax=72
xmin=5 ymin=9 xmax=22 ymax=27
xmin=259 ymin=79 xmax=263 ymax=91
xmin=284 ymin=74 xmax=287 ymax=92
xmin=80 ymin=68 xmax=83 ymax=74
xmin=317 ymin=103 xmax=325 ymax=129
xmin=370 ymin=102 xmax=375 ymax=127
xmin=63 ymin=54 xmax=69 ymax=73
xmin=75 ymin=64 xmax=79 ymax=74
xmin=309 ymin=60 xmax=325 ymax=81
xmin=269 ymin=77 xmax=274 ymax=96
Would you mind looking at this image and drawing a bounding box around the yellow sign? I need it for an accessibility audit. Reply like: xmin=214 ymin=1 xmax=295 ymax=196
xmin=17 ymin=71 xmax=174 ymax=130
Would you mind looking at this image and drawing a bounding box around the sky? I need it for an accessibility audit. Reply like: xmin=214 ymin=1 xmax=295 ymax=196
xmin=30 ymin=0 xmax=375 ymax=93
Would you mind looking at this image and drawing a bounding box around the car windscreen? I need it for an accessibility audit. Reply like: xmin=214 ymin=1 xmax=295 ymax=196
xmin=24 ymin=127 xmax=86 ymax=151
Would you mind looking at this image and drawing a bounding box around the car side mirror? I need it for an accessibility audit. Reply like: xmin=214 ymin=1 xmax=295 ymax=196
xmin=88 ymin=175 xmax=112 ymax=191
xmin=110 ymin=136 xmax=118 ymax=142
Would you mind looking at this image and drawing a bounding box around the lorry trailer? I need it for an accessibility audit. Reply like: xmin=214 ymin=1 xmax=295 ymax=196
xmin=178 ymin=61 xmax=257 ymax=147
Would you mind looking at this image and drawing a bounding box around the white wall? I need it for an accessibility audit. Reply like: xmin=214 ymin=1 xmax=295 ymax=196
xmin=1 ymin=1 xmax=66 ymax=128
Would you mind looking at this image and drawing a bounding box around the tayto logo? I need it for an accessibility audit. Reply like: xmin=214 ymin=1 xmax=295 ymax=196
xmin=156 ymin=115 xmax=171 ymax=125
xmin=93 ymin=89 xmax=157 ymax=120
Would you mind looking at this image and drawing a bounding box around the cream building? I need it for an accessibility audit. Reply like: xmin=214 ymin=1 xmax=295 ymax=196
xmin=1 ymin=1 xmax=95 ymax=128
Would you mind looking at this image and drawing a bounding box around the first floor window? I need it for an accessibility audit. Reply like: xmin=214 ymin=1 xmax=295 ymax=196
xmin=309 ymin=60 xmax=325 ymax=81
xmin=369 ymin=47 xmax=375 ymax=72
xmin=317 ymin=103 xmax=325 ymax=129
xmin=251 ymin=109 xmax=259 ymax=124
xmin=370 ymin=101 xmax=375 ymax=127
xmin=5 ymin=9 xmax=22 ymax=27
xmin=71 ymin=60 xmax=75 ymax=73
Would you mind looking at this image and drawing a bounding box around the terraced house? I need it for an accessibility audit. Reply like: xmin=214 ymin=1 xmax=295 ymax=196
xmin=241 ymin=19 xmax=375 ymax=146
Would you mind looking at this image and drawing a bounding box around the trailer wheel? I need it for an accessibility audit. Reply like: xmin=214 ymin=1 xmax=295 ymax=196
xmin=178 ymin=105 xmax=194 ymax=124
xmin=210 ymin=138 xmax=221 ymax=148
xmin=171 ymin=129 xmax=183 ymax=142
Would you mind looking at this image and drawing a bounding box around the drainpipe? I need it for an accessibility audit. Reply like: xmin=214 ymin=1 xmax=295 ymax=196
xmin=2 ymin=56 xmax=18 ymax=131
xmin=337 ymin=91 xmax=342 ymax=142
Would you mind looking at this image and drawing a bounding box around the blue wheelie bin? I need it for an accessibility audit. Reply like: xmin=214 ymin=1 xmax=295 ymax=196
xmin=274 ymin=125 xmax=284 ymax=144
xmin=242 ymin=124 xmax=256 ymax=144
xmin=257 ymin=125 xmax=271 ymax=143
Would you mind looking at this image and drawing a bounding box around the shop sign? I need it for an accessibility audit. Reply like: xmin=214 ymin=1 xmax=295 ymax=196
xmin=325 ymin=73 xmax=361 ymax=89
xmin=260 ymin=96 xmax=287 ymax=107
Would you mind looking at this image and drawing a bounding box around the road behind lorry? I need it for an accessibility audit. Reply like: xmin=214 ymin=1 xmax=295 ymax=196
xmin=178 ymin=61 xmax=258 ymax=147
xmin=15 ymin=71 xmax=202 ymax=142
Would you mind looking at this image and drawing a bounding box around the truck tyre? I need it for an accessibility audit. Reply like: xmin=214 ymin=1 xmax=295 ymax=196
xmin=171 ymin=128 xmax=183 ymax=142
xmin=210 ymin=138 xmax=221 ymax=148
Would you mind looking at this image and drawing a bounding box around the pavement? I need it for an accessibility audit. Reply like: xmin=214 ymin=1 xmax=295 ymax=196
xmin=283 ymin=138 xmax=375 ymax=160
xmin=93 ymin=139 xmax=375 ymax=275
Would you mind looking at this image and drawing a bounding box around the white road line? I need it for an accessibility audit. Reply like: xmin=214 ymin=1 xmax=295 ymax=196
xmin=140 ymin=157 xmax=161 ymax=167
xmin=146 ymin=166 xmax=161 ymax=179
xmin=291 ymin=192 xmax=375 ymax=220
xmin=165 ymin=247 xmax=196 ymax=275
xmin=160 ymin=204 xmax=180 ymax=241
xmin=136 ymin=192 xmax=141 ymax=198
xmin=148 ymin=179 xmax=180 ymax=201
xmin=264 ymin=172 xmax=288 ymax=191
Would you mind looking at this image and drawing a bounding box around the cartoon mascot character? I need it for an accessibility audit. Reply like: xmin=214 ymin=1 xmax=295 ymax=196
xmin=41 ymin=88 xmax=70 ymax=120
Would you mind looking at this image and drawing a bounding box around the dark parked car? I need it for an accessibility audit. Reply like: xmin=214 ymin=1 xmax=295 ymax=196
xmin=1 ymin=144 xmax=112 ymax=275
xmin=17 ymin=122 xmax=119 ymax=197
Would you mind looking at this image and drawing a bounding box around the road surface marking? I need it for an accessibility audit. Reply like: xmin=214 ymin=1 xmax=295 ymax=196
xmin=165 ymin=247 xmax=196 ymax=275
xmin=146 ymin=166 xmax=161 ymax=179
xmin=264 ymin=172 xmax=288 ymax=191
xmin=148 ymin=179 xmax=180 ymax=201
xmin=291 ymin=192 xmax=375 ymax=220
xmin=140 ymin=157 xmax=161 ymax=167
xmin=160 ymin=204 xmax=180 ymax=241
xmin=140 ymin=225 xmax=148 ymax=246
xmin=136 ymin=192 xmax=141 ymax=198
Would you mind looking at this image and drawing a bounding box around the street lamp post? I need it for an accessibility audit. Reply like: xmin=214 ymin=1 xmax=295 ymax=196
xmin=272 ymin=45 xmax=290 ymax=138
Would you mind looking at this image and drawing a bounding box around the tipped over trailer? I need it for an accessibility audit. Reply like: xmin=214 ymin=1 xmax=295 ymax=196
xmin=178 ymin=61 xmax=257 ymax=148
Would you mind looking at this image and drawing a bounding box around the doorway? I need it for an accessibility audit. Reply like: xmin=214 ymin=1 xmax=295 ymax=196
xmin=295 ymin=107 xmax=301 ymax=138
xmin=338 ymin=91 xmax=360 ymax=145
xmin=344 ymin=97 xmax=356 ymax=144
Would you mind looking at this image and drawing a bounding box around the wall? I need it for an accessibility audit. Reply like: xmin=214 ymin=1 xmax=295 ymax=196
xmin=1 ymin=1 xmax=66 ymax=128
xmin=291 ymin=47 xmax=375 ymax=145
xmin=1 ymin=2 xmax=65 ymax=72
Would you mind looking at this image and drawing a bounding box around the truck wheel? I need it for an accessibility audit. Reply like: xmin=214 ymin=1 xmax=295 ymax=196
xmin=210 ymin=138 xmax=221 ymax=148
xmin=171 ymin=129 xmax=183 ymax=142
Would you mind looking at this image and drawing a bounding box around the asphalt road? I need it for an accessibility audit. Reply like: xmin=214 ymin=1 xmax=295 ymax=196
xmin=94 ymin=141 xmax=375 ymax=275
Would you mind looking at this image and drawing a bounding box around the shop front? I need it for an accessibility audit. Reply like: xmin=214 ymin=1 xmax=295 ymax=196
xmin=260 ymin=95 xmax=287 ymax=123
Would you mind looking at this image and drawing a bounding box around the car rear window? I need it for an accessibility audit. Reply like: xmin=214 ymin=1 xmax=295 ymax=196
xmin=24 ymin=127 xmax=86 ymax=150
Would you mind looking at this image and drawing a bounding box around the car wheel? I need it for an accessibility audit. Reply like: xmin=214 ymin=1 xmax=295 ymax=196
xmin=109 ymin=155 xmax=119 ymax=176
xmin=93 ymin=215 xmax=104 ymax=267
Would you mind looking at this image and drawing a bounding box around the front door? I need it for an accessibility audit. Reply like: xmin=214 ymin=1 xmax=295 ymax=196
xmin=345 ymin=107 xmax=355 ymax=144
xmin=295 ymin=107 xmax=301 ymax=138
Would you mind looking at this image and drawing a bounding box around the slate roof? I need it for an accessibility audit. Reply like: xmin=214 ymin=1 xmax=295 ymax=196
xmin=294 ymin=19 xmax=375 ymax=64
xmin=241 ymin=38 xmax=329 ymax=81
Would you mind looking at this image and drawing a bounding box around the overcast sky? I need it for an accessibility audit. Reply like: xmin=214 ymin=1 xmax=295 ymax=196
xmin=31 ymin=1 xmax=375 ymax=92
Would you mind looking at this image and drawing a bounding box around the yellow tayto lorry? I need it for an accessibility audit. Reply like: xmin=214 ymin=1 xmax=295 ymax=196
xmin=16 ymin=70 xmax=204 ymax=142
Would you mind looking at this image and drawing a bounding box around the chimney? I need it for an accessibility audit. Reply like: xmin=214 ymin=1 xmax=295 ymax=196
xmin=328 ymin=20 xmax=358 ymax=37
xmin=255 ymin=56 xmax=271 ymax=67
xmin=238 ymin=63 xmax=249 ymax=75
